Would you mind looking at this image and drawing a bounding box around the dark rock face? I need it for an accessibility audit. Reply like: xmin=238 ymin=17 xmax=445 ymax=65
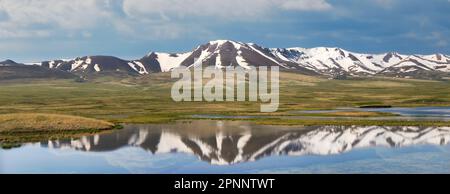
xmin=137 ymin=53 xmax=162 ymax=73
xmin=275 ymin=48 xmax=303 ymax=61
xmin=240 ymin=45 xmax=280 ymax=67
xmin=75 ymin=56 xmax=137 ymax=75
xmin=179 ymin=44 xmax=210 ymax=67
xmin=383 ymin=53 xmax=394 ymax=63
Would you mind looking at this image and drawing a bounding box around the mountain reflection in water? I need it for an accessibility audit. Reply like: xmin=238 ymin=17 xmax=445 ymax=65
xmin=42 ymin=121 xmax=450 ymax=165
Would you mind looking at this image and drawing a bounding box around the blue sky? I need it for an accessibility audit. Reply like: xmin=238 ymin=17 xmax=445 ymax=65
xmin=0 ymin=0 xmax=449 ymax=62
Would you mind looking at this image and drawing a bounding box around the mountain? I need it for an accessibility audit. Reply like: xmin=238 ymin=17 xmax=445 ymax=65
xmin=3 ymin=40 xmax=450 ymax=79
xmin=272 ymin=47 xmax=450 ymax=78
xmin=0 ymin=59 xmax=75 ymax=80
xmin=0 ymin=59 xmax=23 ymax=66
xmin=142 ymin=40 xmax=318 ymax=75
xmin=142 ymin=40 xmax=449 ymax=79
xmin=379 ymin=54 xmax=450 ymax=79
xmin=43 ymin=123 xmax=450 ymax=165
xmin=40 ymin=56 xmax=161 ymax=77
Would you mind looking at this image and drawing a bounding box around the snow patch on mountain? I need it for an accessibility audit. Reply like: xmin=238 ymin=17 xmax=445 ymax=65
xmin=154 ymin=52 xmax=192 ymax=72
xmin=94 ymin=64 xmax=101 ymax=72
xmin=128 ymin=61 xmax=148 ymax=75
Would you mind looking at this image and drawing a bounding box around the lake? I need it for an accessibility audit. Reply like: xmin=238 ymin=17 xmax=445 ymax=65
xmin=1 ymin=119 xmax=450 ymax=174
xmin=298 ymin=106 xmax=450 ymax=117
xmin=193 ymin=106 xmax=450 ymax=121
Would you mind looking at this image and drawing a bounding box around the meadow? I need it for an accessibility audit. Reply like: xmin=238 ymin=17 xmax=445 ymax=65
xmin=0 ymin=72 xmax=448 ymax=124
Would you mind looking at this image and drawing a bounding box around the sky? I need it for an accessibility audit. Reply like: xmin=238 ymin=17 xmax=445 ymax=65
xmin=0 ymin=0 xmax=449 ymax=62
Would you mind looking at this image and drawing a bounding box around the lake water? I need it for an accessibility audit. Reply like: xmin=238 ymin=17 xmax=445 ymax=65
xmin=193 ymin=107 xmax=450 ymax=121
xmin=1 ymin=119 xmax=450 ymax=174
xmin=297 ymin=106 xmax=450 ymax=117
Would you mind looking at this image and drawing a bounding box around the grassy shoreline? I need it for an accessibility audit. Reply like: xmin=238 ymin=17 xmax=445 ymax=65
xmin=0 ymin=113 xmax=121 ymax=149
xmin=107 ymin=111 xmax=450 ymax=127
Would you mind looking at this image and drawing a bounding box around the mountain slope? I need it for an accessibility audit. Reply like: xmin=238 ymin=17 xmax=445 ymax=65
xmin=5 ymin=40 xmax=449 ymax=79
xmin=0 ymin=60 xmax=75 ymax=80
xmin=148 ymin=40 xmax=450 ymax=79
xmin=379 ymin=54 xmax=450 ymax=78
xmin=176 ymin=40 xmax=316 ymax=74
xmin=41 ymin=56 xmax=160 ymax=76
xmin=272 ymin=48 xmax=450 ymax=78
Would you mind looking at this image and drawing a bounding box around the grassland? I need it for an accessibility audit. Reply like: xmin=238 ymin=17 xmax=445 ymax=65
xmin=0 ymin=113 xmax=118 ymax=149
xmin=0 ymin=72 xmax=449 ymax=126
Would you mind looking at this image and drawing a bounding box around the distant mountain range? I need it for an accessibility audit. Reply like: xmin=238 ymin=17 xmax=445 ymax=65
xmin=1 ymin=40 xmax=449 ymax=80
xmin=43 ymin=123 xmax=450 ymax=165
xmin=0 ymin=59 xmax=75 ymax=80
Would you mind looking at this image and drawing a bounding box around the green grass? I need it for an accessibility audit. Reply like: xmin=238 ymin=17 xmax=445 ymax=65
xmin=0 ymin=72 xmax=449 ymax=125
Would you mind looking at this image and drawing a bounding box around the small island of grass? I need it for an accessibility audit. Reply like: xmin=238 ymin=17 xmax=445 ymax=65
xmin=0 ymin=113 xmax=120 ymax=149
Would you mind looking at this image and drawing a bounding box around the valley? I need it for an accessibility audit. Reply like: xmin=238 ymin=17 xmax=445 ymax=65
xmin=1 ymin=40 xmax=449 ymax=150
xmin=0 ymin=71 xmax=448 ymax=125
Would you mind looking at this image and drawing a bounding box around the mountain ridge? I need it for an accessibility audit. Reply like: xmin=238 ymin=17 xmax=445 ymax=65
xmin=2 ymin=40 xmax=449 ymax=80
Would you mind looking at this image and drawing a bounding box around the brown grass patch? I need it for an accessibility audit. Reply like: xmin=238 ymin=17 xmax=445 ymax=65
xmin=0 ymin=113 xmax=114 ymax=132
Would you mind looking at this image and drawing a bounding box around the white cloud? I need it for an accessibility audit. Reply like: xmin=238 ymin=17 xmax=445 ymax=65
xmin=0 ymin=28 xmax=51 ymax=38
xmin=279 ymin=0 xmax=332 ymax=11
xmin=0 ymin=0 xmax=333 ymax=39
xmin=122 ymin=0 xmax=271 ymax=19
xmin=0 ymin=0 xmax=111 ymax=28
xmin=0 ymin=0 xmax=114 ymax=38
xmin=122 ymin=0 xmax=332 ymax=20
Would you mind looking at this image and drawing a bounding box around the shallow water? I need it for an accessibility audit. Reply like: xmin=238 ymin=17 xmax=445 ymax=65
xmin=361 ymin=106 xmax=450 ymax=117
xmin=298 ymin=106 xmax=450 ymax=117
xmin=192 ymin=107 xmax=450 ymax=121
xmin=1 ymin=120 xmax=450 ymax=174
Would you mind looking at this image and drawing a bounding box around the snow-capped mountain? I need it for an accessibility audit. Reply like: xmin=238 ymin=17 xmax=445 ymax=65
xmin=379 ymin=54 xmax=450 ymax=78
xmin=273 ymin=47 xmax=450 ymax=78
xmin=43 ymin=122 xmax=450 ymax=165
xmin=40 ymin=56 xmax=160 ymax=76
xmin=140 ymin=40 xmax=315 ymax=74
xmin=4 ymin=40 xmax=449 ymax=79
xmin=143 ymin=40 xmax=449 ymax=78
